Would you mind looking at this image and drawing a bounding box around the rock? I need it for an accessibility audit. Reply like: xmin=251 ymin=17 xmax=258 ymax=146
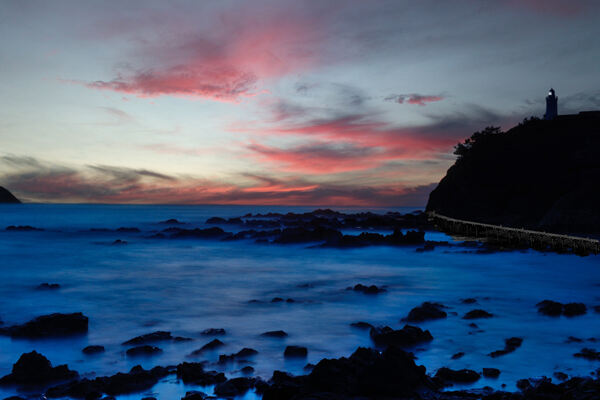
xmin=435 ymin=367 xmax=480 ymax=384
xmin=5 ymin=225 xmax=42 ymax=231
xmin=463 ymin=309 xmax=493 ymax=319
xmin=214 ymin=377 xmax=256 ymax=397
xmin=125 ymin=345 xmax=162 ymax=356
xmin=405 ymin=302 xmax=447 ymax=322
xmin=0 ymin=351 xmax=78 ymax=385
xmin=537 ymin=300 xmax=564 ymax=316
xmin=594 ymin=305 xmax=600 ymax=313
xmin=122 ymin=331 xmax=172 ymax=345
xmin=351 ymin=284 xmax=386 ymax=294
xmin=461 ymin=298 xmax=477 ymax=304
xmin=36 ymin=283 xmax=61 ymax=290
xmin=574 ymin=348 xmax=600 ymax=360
xmin=236 ymin=348 xmax=259 ymax=358
xmin=0 ymin=187 xmax=20 ymax=203
xmin=271 ymin=297 xmax=284 ymax=303
xmin=173 ymin=336 xmax=193 ymax=342
xmin=275 ymin=226 xmax=342 ymax=244
xmin=111 ymin=239 xmax=127 ymax=245
xmin=160 ymin=219 xmax=183 ymax=224
xmin=206 ymin=217 xmax=227 ymax=224
xmin=489 ymin=337 xmax=523 ymax=358
xmin=261 ymin=330 xmax=288 ymax=338
xmin=46 ymin=365 xmax=171 ymax=398
xmin=116 ymin=227 xmax=140 ymax=233
xmin=567 ymin=336 xmax=584 ymax=343
xmin=553 ymin=372 xmax=568 ymax=381
xmin=0 ymin=312 xmax=88 ymax=338
xmin=82 ymin=345 xmax=105 ymax=355
xmin=176 ymin=362 xmax=226 ymax=385
xmin=468 ymin=323 xmax=479 ymax=328
xmin=200 ymin=328 xmax=225 ymax=336
xmin=181 ymin=391 xmax=206 ymax=400
xmin=350 ymin=321 xmax=373 ymax=329
xmin=190 ymin=339 xmax=224 ymax=355
xmin=563 ymin=302 xmax=587 ymax=316
xmin=169 ymin=227 xmax=231 ymax=240
xmin=482 ymin=368 xmax=501 ymax=378
xmin=451 ymin=352 xmax=465 ymax=360
xmin=241 ymin=366 xmax=255 ymax=374
xmin=370 ymin=325 xmax=433 ymax=348
xmin=284 ymin=346 xmax=308 ymax=358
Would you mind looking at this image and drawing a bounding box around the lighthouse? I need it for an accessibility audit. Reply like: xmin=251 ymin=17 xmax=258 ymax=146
xmin=544 ymin=88 xmax=558 ymax=120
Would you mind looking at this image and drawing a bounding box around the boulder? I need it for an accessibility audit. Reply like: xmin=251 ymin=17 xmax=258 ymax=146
xmin=0 ymin=313 xmax=88 ymax=338
xmin=0 ymin=351 xmax=77 ymax=386
xmin=200 ymin=328 xmax=225 ymax=336
xmin=122 ymin=331 xmax=172 ymax=345
xmin=463 ymin=309 xmax=493 ymax=319
xmin=435 ymin=367 xmax=480 ymax=384
xmin=284 ymin=346 xmax=308 ymax=358
xmin=82 ymin=345 xmax=105 ymax=355
xmin=176 ymin=362 xmax=226 ymax=385
xmin=125 ymin=345 xmax=162 ymax=356
xmin=405 ymin=302 xmax=447 ymax=322
xmin=369 ymin=325 xmax=433 ymax=348
xmin=261 ymin=330 xmax=288 ymax=338
xmin=482 ymin=368 xmax=501 ymax=378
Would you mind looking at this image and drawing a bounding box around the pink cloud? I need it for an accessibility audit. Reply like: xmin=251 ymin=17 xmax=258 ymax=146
xmin=79 ymin=5 xmax=325 ymax=101
xmin=386 ymin=94 xmax=444 ymax=106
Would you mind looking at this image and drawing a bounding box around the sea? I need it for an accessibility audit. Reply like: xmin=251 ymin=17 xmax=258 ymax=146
xmin=0 ymin=204 xmax=599 ymax=399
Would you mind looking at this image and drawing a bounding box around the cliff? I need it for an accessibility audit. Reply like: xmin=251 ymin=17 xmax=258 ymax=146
xmin=426 ymin=112 xmax=600 ymax=234
xmin=0 ymin=187 xmax=21 ymax=203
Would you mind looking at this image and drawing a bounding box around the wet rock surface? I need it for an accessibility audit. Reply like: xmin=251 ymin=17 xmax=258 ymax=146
xmin=176 ymin=362 xmax=226 ymax=385
xmin=405 ymin=302 xmax=447 ymax=322
xmin=435 ymin=367 xmax=481 ymax=385
xmin=122 ymin=330 xmax=173 ymax=345
xmin=261 ymin=330 xmax=288 ymax=338
xmin=190 ymin=339 xmax=224 ymax=355
xmin=463 ymin=309 xmax=493 ymax=319
xmin=350 ymin=283 xmax=386 ymax=294
xmin=284 ymin=346 xmax=308 ymax=358
xmin=0 ymin=351 xmax=78 ymax=386
xmin=125 ymin=345 xmax=162 ymax=356
xmin=537 ymin=300 xmax=587 ymax=317
xmin=369 ymin=325 xmax=433 ymax=347
xmin=0 ymin=313 xmax=88 ymax=338
xmin=82 ymin=345 xmax=105 ymax=355
xmin=489 ymin=337 xmax=523 ymax=358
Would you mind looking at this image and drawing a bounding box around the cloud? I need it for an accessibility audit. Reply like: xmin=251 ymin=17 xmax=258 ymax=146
xmin=385 ymin=93 xmax=444 ymax=106
xmin=0 ymin=155 xmax=433 ymax=206
xmin=76 ymin=4 xmax=327 ymax=101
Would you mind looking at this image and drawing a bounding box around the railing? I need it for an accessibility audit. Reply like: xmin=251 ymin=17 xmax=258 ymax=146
xmin=428 ymin=211 xmax=600 ymax=255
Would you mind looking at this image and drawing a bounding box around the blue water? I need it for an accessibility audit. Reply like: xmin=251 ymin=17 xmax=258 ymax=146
xmin=0 ymin=204 xmax=599 ymax=399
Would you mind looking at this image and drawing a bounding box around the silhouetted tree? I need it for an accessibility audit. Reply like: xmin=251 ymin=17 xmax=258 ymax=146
xmin=454 ymin=126 xmax=502 ymax=159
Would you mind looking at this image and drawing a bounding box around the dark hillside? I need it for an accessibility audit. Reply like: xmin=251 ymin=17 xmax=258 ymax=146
xmin=426 ymin=112 xmax=600 ymax=233
xmin=0 ymin=187 xmax=20 ymax=203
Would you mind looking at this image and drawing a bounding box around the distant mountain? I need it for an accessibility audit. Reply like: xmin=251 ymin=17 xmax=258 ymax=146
xmin=0 ymin=187 xmax=21 ymax=203
xmin=426 ymin=112 xmax=600 ymax=234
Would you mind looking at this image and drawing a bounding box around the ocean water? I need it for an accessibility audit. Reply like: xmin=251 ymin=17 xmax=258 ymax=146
xmin=0 ymin=204 xmax=599 ymax=399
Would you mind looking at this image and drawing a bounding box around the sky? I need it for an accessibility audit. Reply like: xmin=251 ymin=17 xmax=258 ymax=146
xmin=1 ymin=0 xmax=599 ymax=206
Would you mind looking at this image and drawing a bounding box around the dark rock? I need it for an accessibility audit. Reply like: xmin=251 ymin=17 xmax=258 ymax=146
xmin=275 ymin=226 xmax=342 ymax=244
xmin=284 ymin=346 xmax=308 ymax=358
xmin=0 ymin=351 xmax=78 ymax=386
xmin=36 ymin=283 xmax=61 ymax=290
xmin=176 ymin=362 xmax=226 ymax=385
xmin=82 ymin=345 xmax=105 ymax=355
xmin=190 ymin=339 xmax=224 ymax=355
xmin=200 ymin=328 xmax=225 ymax=336
xmin=405 ymin=302 xmax=447 ymax=322
xmin=214 ymin=377 xmax=256 ymax=397
xmin=482 ymin=368 xmax=501 ymax=378
xmin=350 ymin=321 xmax=373 ymax=329
xmin=553 ymin=372 xmax=568 ymax=381
xmin=160 ymin=219 xmax=183 ymax=224
xmin=594 ymin=305 xmax=600 ymax=313
xmin=46 ymin=365 xmax=171 ymax=398
xmin=468 ymin=323 xmax=479 ymax=328
xmin=169 ymin=227 xmax=230 ymax=240
xmin=0 ymin=312 xmax=88 ymax=338
xmin=352 ymin=284 xmax=386 ymax=294
xmin=564 ymin=302 xmax=587 ymax=316
xmin=261 ymin=330 xmax=288 ymax=338
xmin=461 ymin=298 xmax=477 ymax=304
xmin=489 ymin=337 xmax=523 ymax=358
xmin=286 ymin=298 xmax=295 ymax=303
xmin=236 ymin=348 xmax=259 ymax=358
xmin=141 ymin=397 xmax=156 ymax=400
xmin=5 ymin=225 xmax=42 ymax=231
xmin=574 ymin=348 xmax=600 ymax=360
xmin=271 ymin=297 xmax=284 ymax=303
xmin=0 ymin=187 xmax=20 ymax=203
xmin=537 ymin=300 xmax=564 ymax=316
xmin=3 ymin=397 xmax=26 ymax=400
xmin=451 ymin=352 xmax=465 ymax=360
xmin=111 ymin=239 xmax=127 ymax=245
xmin=435 ymin=367 xmax=480 ymax=384
xmin=463 ymin=309 xmax=493 ymax=319
xmin=370 ymin=325 xmax=433 ymax=348
xmin=567 ymin=336 xmax=584 ymax=343
xmin=241 ymin=366 xmax=255 ymax=374
xmin=206 ymin=217 xmax=226 ymax=224
xmin=125 ymin=345 xmax=162 ymax=356
xmin=122 ymin=331 xmax=172 ymax=345
xmin=173 ymin=336 xmax=193 ymax=342
xmin=181 ymin=391 xmax=206 ymax=400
